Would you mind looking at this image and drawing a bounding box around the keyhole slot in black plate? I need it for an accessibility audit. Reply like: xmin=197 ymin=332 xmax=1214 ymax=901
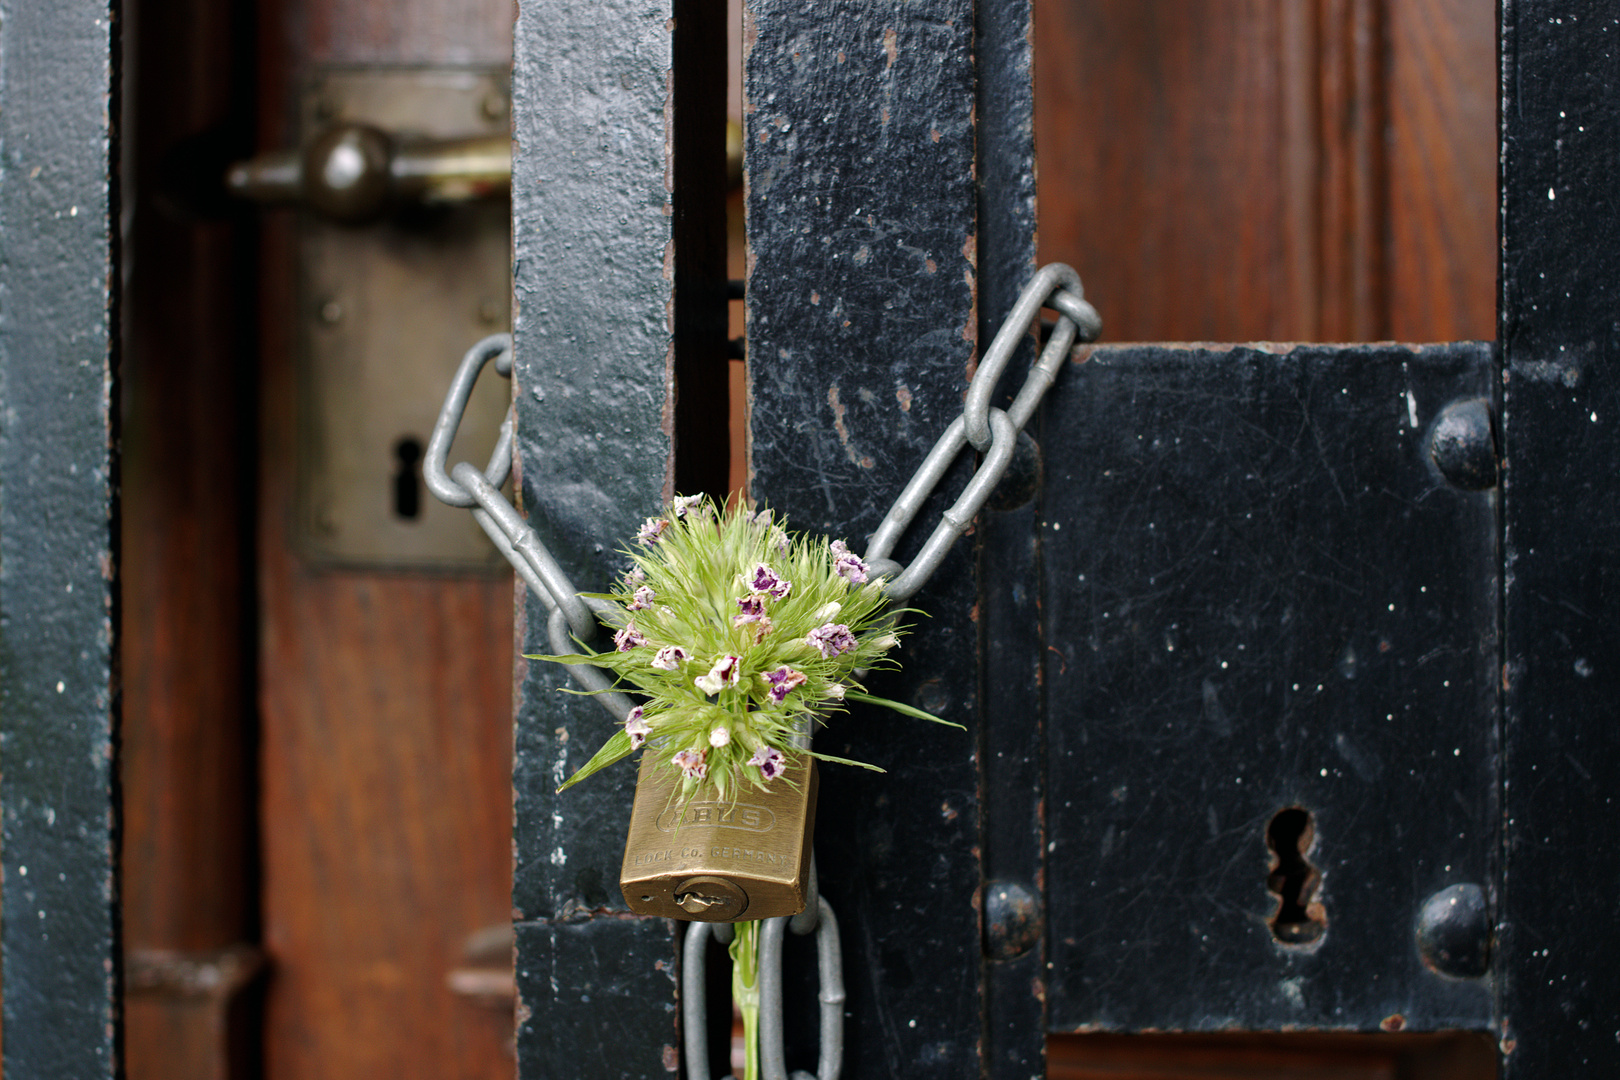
xmin=393 ymin=436 xmax=423 ymax=521
xmin=1266 ymin=806 xmax=1326 ymax=945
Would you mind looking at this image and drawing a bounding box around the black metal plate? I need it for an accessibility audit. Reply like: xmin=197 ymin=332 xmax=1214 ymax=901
xmin=1499 ymin=1 xmax=1620 ymax=1073
xmin=1041 ymin=343 xmax=1497 ymax=1032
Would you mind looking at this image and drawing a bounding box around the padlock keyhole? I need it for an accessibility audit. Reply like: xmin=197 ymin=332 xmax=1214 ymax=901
xmin=1266 ymin=806 xmax=1326 ymax=945
xmin=393 ymin=437 xmax=423 ymax=520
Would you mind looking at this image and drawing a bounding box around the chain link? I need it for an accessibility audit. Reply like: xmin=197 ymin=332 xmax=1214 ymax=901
xmin=426 ymin=266 xmax=1098 ymax=1078
xmin=682 ymin=859 xmax=844 ymax=1080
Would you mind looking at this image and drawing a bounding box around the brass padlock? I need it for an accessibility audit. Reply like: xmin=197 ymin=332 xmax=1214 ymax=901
xmin=621 ymin=751 xmax=818 ymax=921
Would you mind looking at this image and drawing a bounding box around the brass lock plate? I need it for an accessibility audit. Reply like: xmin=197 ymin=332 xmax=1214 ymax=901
xmin=621 ymin=755 xmax=819 ymax=922
xmin=296 ymin=67 xmax=512 ymax=570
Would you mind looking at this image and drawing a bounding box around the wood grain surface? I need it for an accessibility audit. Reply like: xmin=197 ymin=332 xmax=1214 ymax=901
xmin=253 ymin=1 xmax=518 ymax=1077
xmin=1033 ymin=0 xmax=1496 ymax=344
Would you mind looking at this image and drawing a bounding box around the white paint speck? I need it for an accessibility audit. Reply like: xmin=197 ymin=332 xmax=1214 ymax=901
xmin=1320 ymin=768 xmax=1329 ymax=777
xmin=18 ymin=865 xmax=26 ymax=877
xmin=1549 ymin=187 xmax=1557 ymax=201
xmin=55 ymin=681 xmax=64 ymax=693
xmin=1405 ymin=390 xmax=1419 ymax=429
xmin=1052 ymin=522 xmax=1060 ymax=531
xmin=69 ymin=206 xmax=78 ymax=217
xmin=1591 ymin=411 xmax=1599 ymax=422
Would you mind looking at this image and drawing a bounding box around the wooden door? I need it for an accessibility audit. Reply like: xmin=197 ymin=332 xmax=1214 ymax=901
xmin=119 ymin=0 xmax=521 ymax=1078
xmin=96 ymin=2 xmax=1611 ymax=1080
xmin=252 ymin=3 xmax=518 ymax=1078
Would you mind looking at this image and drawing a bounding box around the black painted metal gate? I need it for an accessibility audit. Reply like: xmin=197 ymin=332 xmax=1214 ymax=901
xmin=503 ymin=2 xmax=1619 ymax=1078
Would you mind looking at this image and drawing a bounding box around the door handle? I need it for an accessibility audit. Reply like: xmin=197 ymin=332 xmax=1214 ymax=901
xmin=227 ymin=122 xmax=510 ymax=224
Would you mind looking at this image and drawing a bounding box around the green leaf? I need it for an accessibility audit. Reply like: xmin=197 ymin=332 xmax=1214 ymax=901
xmin=556 ymin=731 xmax=636 ymax=792
xmin=809 ymin=751 xmax=886 ymax=772
xmin=843 ymin=690 xmax=963 ymax=728
xmin=524 ymin=652 xmax=609 ymax=666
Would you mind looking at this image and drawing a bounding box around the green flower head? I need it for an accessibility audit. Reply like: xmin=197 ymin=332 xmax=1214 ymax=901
xmin=530 ymin=495 xmax=956 ymax=804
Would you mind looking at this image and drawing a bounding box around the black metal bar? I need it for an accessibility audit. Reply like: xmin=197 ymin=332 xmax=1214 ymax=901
xmin=1040 ymin=343 xmax=1497 ymax=1033
xmin=975 ymin=0 xmax=1046 ymax=1073
xmin=1499 ymin=2 xmax=1620 ymax=1073
xmin=744 ymin=2 xmax=983 ymax=1074
xmin=0 ymin=0 xmax=122 ymax=1076
xmin=511 ymin=1 xmax=690 ymax=1074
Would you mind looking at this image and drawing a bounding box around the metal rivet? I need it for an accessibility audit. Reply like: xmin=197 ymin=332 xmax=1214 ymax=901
xmin=1416 ymin=882 xmax=1491 ymax=978
xmin=1428 ymin=399 xmax=1497 ymax=490
xmin=319 ymin=299 xmax=343 ymax=324
xmin=481 ymin=92 xmax=510 ymax=121
xmin=982 ymin=879 xmax=1041 ymax=960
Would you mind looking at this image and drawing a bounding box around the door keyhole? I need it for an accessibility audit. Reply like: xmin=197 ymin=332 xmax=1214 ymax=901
xmin=1266 ymin=806 xmax=1326 ymax=945
xmin=393 ymin=436 xmax=423 ymax=520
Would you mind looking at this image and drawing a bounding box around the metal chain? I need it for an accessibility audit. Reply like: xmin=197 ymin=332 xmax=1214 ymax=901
xmin=683 ymin=859 xmax=844 ymax=1080
xmin=427 ymin=262 xmax=1098 ymax=624
xmin=425 ymin=263 xmax=1099 ymax=1080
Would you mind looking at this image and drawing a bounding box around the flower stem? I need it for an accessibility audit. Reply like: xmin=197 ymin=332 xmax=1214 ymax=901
xmin=729 ymin=920 xmax=761 ymax=1080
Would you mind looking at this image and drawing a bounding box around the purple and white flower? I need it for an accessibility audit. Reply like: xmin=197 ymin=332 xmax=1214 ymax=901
xmin=748 ymin=563 xmax=792 ymax=600
xmin=636 ymin=517 xmax=669 ymax=545
xmin=765 ymin=666 xmax=808 ymax=703
xmin=650 ymin=645 xmax=688 ymax=671
xmin=628 ymin=585 xmax=656 ymax=610
xmin=748 ymin=745 xmax=787 ymax=781
xmin=825 ymin=683 xmax=846 ymax=701
xmin=708 ymin=726 xmax=731 ymax=748
xmin=806 ymin=622 xmax=857 ymax=658
xmin=733 ymin=593 xmax=769 ymax=625
xmin=747 ymin=615 xmax=774 ymax=643
xmin=625 ymin=567 xmax=646 ymax=586
xmin=694 ymin=654 xmax=742 ymax=696
xmin=670 ymin=494 xmax=706 ymax=519
xmin=673 ymin=747 xmax=708 ymax=780
xmin=614 ymin=623 xmax=647 ymax=652
xmin=830 ymin=539 xmax=868 ymax=584
xmin=624 ymin=706 xmax=651 ymax=749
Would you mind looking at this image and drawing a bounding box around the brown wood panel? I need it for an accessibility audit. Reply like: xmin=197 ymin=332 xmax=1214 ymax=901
xmin=1034 ymin=0 xmax=1320 ymax=342
xmin=1048 ymin=1032 xmax=1497 ymax=1079
xmin=121 ymin=0 xmax=262 ymax=1075
xmin=254 ymin=1 xmax=517 ymax=1077
xmin=1033 ymin=0 xmax=1496 ymax=343
xmin=123 ymin=1 xmax=256 ymax=958
xmin=1387 ymin=0 xmax=1497 ymax=341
